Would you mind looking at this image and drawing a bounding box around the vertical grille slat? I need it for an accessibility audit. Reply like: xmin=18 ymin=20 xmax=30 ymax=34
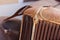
xmin=49 ymin=23 xmax=53 ymax=40
xmin=54 ymin=24 xmax=59 ymax=40
xmin=33 ymin=23 xmax=38 ymax=40
xmin=42 ymin=21 xmax=46 ymax=40
xmin=36 ymin=21 xmax=43 ymax=40
xmin=40 ymin=21 xmax=46 ymax=40
xmin=50 ymin=23 xmax=56 ymax=40
xmin=34 ymin=21 xmax=40 ymax=40
xmin=47 ymin=23 xmax=53 ymax=40
xmin=52 ymin=24 xmax=56 ymax=40
xmin=36 ymin=22 xmax=40 ymax=40
xmin=39 ymin=21 xmax=44 ymax=40
xmin=24 ymin=16 xmax=28 ymax=40
xmin=43 ymin=21 xmax=49 ymax=40
xmin=45 ymin=22 xmax=50 ymax=40
xmin=57 ymin=25 xmax=60 ymax=40
xmin=20 ymin=15 xmax=33 ymax=40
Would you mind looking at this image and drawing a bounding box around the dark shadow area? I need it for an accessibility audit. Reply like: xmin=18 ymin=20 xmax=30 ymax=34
xmin=1 ymin=19 xmax=21 ymax=40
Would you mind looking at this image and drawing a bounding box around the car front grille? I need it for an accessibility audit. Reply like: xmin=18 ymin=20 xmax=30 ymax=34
xmin=20 ymin=15 xmax=60 ymax=40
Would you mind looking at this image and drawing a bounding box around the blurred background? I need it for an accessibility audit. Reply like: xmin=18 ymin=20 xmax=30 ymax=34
xmin=0 ymin=0 xmax=60 ymax=19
